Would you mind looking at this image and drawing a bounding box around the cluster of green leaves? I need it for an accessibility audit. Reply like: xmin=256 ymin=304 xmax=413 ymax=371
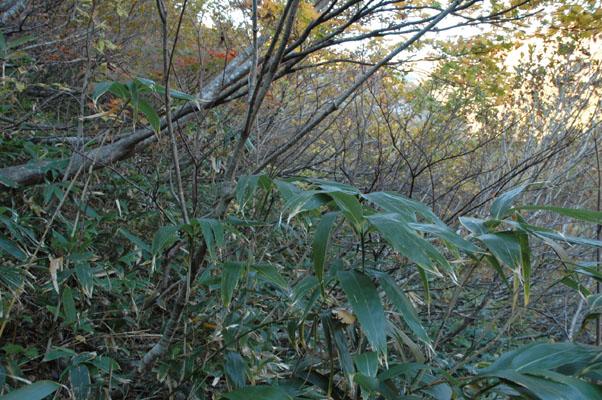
xmin=0 ymin=31 xmax=34 ymax=94
xmin=2 ymin=175 xmax=602 ymax=399
xmin=217 ymin=176 xmax=602 ymax=399
xmin=92 ymin=77 xmax=198 ymax=132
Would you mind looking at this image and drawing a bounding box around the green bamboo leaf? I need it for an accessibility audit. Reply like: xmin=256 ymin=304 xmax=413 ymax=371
xmin=332 ymin=326 xmax=355 ymax=379
xmin=337 ymin=270 xmax=387 ymax=357
xmin=222 ymin=385 xmax=293 ymax=400
xmin=89 ymin=356 xmax=120 ymax=373
xmin=291 ymin=276 xmax=319 ymax=308
xmin=306 ymin=178 xmax=361 ymax=195
xmin=418 ymin=268 xmax=431 ymax=305
xmin=367 ymin=213 xmax=447 ymax=276
xmin=138 ymin=98 xmax=161 ymax=133
xmin=273 ymin=179 xmax=299 ymax=201
xmin=74 ymin=262 xmax=94 ymax=298
xmin=484 ymin=255 xmax=510 ymax=289
xmin=378 ymin=274 xmax=431 ymax=347
xmin=0 ymin=266 xmax=23 ymax=291
xmin=167 ymin=88 xmax=197 ymax=101
xmin=197 ymin=218 xmax=224 ymax=259
xmin=251 ymin=264 xmax=288 ymax=289
xmin=92 ymin=81 xmax=129 ymax=103
xmin=62 ymin=286 xmax=77 ymax=326
xmin=91 ymin=81 xmax=113 ymax=103
xmin=477 ymin=342 xmax=602 ymax=400
xmin=151 ymin=225 xmax=180 ymax=256
xmin=73 ymin=199 xmax=99 ymax=220
xmin=491 ymin=184 xmax=528 ymax=219
xmin=559 ymin=276 xmax=591 ymax=298
xmin=236 ymin=175 xmax=259 ymax=207
xmin=409 ymin=222 xmax=481 ymax=253
xmin=487 ymin=370 xmax=581 ymax=400
xmin=292 ymin=276 xmax=320 ymax=324
xmin=134 ymin=77 xmax=197 ymax=100
xmin=43 ymin=347 xmax=77 ymax=362
xmin=517 ymin=205 xmax=602 ymax=225
xmin=312 ymin=212 xmax=338 ymax=290
xmin=581 ymin=294 xmax=602 ymax=331
xmin=354 ymin=374 xmax=380 ymax=399
xmin=281 ymin=190 xmax=330 ymax=222
xmin=422 ymin=376 xmax=453 ymax=400
xmin=478 ymin=232 xmax=522 ymax=270
xmin=534 ymin=229 xmax=602 ymax=248
xmin=224 ymin=352 xmax=247 ymax=389
xmin=518 ymin=231 xmax=531 ymax=304
xmin=235 ymin=174 xmax=272 ymax=209
xmin=0 ymin=32 xmax=6 ymax=58
xmin=533 ymin=370 xmax=602 ymax=400
xmin=0 ymin=381 xmax=60 ymax=400
xmin=363 ymin=191 xmax=440 ymax=223
xmin=70 ymin=352 xmax=96 ymax=366
xmin=128 ymin=80 xmax=139 ymax=115
xmin=480 ymin=342 xmax=599 ymax=374
xmin=322 ymin=314 xmax=355 ymax=379
xmin=354 ymin=351 xmax=379 ymax=378
xmin=136 ymin=99 xmax=161 ymax=133
xmin=509 ymin=219 xmax=602 ymax=248
xmin=107 ymin=82 xmax=130 ymax=99
xmin=0 ymin=173 xmax=18 ymax=188
xmin=477 ymin=228 xmax=549 ymax=304
xmin=378 ymin=362 xmax=426 ymax=382
xmin=118 ymin=228 xmax=151 ymax=254
xmin=133 ymin=77 xmax=157 ymax=91
xmin=0 ymin=237 xmax=26 ymax=260
xmin=574 ymin=265 xmax=602 ymax=282
xmin=387 ymin=321 xmax=425 ymax=363
xmin=69 ymin=364 xmax=91 ymax=400
xmin=328 ymin=192 xmax=364 ymax=232
xmin=221 ymin=261 xmax=244 ymax=307
xmin=459 ymin=217 xmax=490 ymax=236
xmin=353 ymin=351 xmax=379 ymax=400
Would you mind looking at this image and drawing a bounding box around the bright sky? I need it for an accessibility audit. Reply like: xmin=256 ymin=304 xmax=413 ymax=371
xmin=200 ymin=0 xmax=601 ymax=85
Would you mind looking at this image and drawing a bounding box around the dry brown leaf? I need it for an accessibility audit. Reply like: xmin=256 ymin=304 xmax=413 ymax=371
xmin=49 ymin=256 xmax=63 ymax=294
xmin=332 ymin=308 xmax=356 ymax=325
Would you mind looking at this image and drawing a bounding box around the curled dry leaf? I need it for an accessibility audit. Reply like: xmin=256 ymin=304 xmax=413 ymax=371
xmin=332 ymin=307 xmax=356 ymax=325
xmin=49 ymin=256 xmax=63 ymax=294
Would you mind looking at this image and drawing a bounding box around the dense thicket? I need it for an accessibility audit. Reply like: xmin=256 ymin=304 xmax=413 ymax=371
xmin=1 ymin=0 xmax=602 ymax=399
